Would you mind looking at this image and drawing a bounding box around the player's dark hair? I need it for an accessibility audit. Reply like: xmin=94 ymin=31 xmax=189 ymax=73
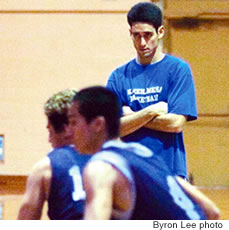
xmin=73 ymin=86 xmax=121 ymax=139
xmin=127 ymin=2 xmax=163 ymax=31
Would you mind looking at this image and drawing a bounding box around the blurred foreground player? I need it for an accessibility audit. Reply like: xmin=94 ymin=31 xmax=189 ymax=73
xmin=18 ymin=89 xmax=90 ymax=220
xmin=68 ymin=86 xmax=220 ymax=220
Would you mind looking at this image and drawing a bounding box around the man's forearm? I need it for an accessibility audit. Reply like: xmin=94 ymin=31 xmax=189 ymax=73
xmin=17 ymin=203 xmax=42 ymax=220
xmin=120 ymin=102 xmax=168 ymax=137
xmin=120 ymin=111 xmax=155 ymax=137
xmin=145 ymin=113 xmax=187 ymax=133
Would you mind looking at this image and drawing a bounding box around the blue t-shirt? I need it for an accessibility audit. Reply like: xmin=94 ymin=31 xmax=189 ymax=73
xmin=91 ymin=140 xmax=206 ymax=220
xmin=106 ymin=54 xmax=198 ymax=177
xmin=47 ymin=145 xmax=91 ymax=220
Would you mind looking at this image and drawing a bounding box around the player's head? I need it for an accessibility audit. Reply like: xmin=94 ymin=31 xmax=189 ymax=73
xmin=44 ymin=88 xmax=77 ymax=147
xmin=127 ymin=2 xmax=163 ymax=32
xmin=127 ymin=2 xmax=164 ymax=64
xmin=69 ymin=86 xmax=121 ymax=153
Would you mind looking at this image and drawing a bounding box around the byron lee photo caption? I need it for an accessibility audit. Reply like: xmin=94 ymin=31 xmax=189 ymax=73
xmin=152 ymin=220 xmax=226 ymax=230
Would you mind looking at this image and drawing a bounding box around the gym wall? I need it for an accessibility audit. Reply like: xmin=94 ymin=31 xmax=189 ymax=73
xmin=0 ymin=0 xmax=228 ymax=187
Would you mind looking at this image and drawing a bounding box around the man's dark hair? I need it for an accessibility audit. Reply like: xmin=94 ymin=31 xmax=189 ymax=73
xmin=127 ymin=2 xmax=163 ymax=31
xmin=73 ymin=86 xmax=121 ymax=139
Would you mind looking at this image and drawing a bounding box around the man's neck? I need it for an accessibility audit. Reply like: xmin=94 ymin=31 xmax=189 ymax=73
xmin=55 ymin=141 xmax=71 ymax=149
xmin=86 ymin=137 xmax=120 ymax=155
xmin=137 ymin=51 xmax=165 ymax=65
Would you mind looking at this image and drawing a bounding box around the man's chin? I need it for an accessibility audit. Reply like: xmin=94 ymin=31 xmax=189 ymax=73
xmin=142 ymin=52 xmax=153 ymax=58
xmin=139 ymin=51 xmax=152 ymax=58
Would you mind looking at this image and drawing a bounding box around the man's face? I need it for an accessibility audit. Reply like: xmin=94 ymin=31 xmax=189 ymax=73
xmin=130 ymin=22 xmax=164 ymax=62
xmin=68 ymin=102 xmax=93 ymax=153
xmin=47 ymin=121 xmax=62 ymax=148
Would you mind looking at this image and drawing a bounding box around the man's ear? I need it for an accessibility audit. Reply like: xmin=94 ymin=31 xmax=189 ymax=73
xmin=91 ymin=116 xmax=106 ymax=133
xmin=157 ymin=25 xmax=165 ymax=39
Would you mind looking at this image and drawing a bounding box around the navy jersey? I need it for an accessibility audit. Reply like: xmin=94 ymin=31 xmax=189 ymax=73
xmin=91 ymin=141 xmax=206 ymax=220
xmin=47 ymin=145 xmax=91 ymax=220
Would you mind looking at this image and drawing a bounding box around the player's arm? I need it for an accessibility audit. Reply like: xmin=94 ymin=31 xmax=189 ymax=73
xmin=176 ymin=176 xmax=220 ymax=220
xmin=17 ymin=157 xmax=51 ymax=220
xmin=144 ymin=64 xmax=196 ymax=133
xmin=83 ymin=161 xmax=118 ymax=220
xmin=120 ymin=102 xmax=168 ymax=137
xmin=144 ymin=113 xmax=187 ymax=133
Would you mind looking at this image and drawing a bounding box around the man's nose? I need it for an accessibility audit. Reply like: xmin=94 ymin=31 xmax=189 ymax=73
xmin=140 ymin=36 xmax=147 ymax=46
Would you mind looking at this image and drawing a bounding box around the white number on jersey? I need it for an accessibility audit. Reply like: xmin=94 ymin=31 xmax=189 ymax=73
xmin=69 ymin=165 xmax=86 ymax=201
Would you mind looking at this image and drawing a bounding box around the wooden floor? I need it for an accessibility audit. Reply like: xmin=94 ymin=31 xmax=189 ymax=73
xmin=0 ymin=188 xmax=228 ymax=220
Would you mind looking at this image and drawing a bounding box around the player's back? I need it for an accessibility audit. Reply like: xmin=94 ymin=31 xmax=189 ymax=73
xmin=96 ymin=141 xmax=207 ymax=220
xmin=48 ymin=145 xmax=91 ymax=220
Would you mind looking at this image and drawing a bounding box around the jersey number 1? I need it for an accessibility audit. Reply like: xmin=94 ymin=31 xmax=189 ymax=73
xmin=69 ymin=166 xmax=86 ymax=201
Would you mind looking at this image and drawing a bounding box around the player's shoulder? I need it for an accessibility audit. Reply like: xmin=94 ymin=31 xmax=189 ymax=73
xmin=164 ymin=54 xmax=190 ymax=69
xmin=84 ymin=160 xmax=118 ymax=185
xmin=25 ymin=157 xmax=51 ymax=201
xmin=124 ymin=142 xmax=154 ymax=158
xmin=29 ymin=157 xmax=51 ymax=181
xmin=107 ymin=140 xmax=154 ymax=158
xmin=86 ymin=156 xmax=114 ymax=172
xmin=111 ymin=59 xmax=136 ymax=75
xmin=47 ymin=145 xmax=79 ymax=162
xmin=48 ymin=145 xmax=76 ymax=155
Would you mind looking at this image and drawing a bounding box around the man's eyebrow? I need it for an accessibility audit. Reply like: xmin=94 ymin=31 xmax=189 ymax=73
xmin=132 ymin=31 xmax=153 ymax=34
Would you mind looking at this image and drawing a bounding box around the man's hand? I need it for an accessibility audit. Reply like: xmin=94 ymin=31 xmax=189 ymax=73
xmin=122 ymin=106 xmax=134 ymax=116
xmin=120 ymin=102 xmax=168 ymax=137
xmin=145 ymin=101 xmax=168 ymax=115
xmin=122 ymin=102 xmax=168 ymax=117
